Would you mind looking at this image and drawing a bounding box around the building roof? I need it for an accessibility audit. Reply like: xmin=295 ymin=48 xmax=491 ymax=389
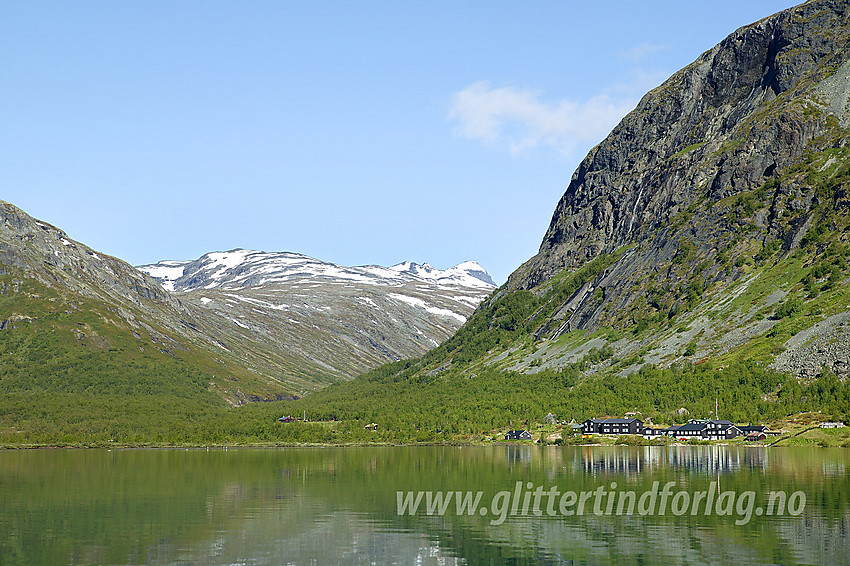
xmin=674 ymin=423 xmax=708 ymax=432
xmin=586 ymin=418 xmax=642 ymax=424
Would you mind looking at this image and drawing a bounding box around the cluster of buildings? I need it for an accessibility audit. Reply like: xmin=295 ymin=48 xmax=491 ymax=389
xmin=581 ymin=417 xmax=778 ymax=441
xmin=503 ymin=416 xmax=779 ymax=442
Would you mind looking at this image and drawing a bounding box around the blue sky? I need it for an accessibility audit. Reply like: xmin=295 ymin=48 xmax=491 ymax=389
xmin=2 ymin=1 xmax=799 ymax=284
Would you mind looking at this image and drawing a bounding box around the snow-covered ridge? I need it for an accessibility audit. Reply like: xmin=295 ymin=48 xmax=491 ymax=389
xmin=137 ymin=249 xmax=496 ymax=292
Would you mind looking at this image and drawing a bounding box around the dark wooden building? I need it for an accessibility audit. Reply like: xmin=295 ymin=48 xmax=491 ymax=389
xmin=665 ymin=420 xmax=742 ymax=440
xmin=582 ymin=418 xmax=644 ymax=435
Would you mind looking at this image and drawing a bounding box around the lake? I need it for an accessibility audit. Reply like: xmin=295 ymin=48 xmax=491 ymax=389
xmin=0 ymin=446 xmax=847 ymax=565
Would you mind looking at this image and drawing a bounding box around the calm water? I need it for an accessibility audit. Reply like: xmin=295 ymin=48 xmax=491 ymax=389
xmin=0 ymin=446 xmax=848 ymax=565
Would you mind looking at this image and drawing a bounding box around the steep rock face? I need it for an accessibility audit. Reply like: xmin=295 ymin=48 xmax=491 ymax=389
xmin=388 ymin=0 xmax=850 ymax=382
xmin=513 ymin=0 xmax=849 ymax=291
xmin=505 ymin=0 xmax=849 ymax=339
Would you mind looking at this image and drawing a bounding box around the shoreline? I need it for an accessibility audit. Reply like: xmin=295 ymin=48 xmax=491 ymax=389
xmin=1 ymin=439 xmax=845 ymax=450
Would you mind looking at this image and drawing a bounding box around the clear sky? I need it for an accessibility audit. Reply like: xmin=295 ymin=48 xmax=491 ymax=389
xmin=2 ymin=1 xmax=800 ymax=284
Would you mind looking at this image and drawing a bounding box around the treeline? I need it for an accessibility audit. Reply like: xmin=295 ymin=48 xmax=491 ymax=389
xmin=4 ymin=357 xmax=849 ymax=447
xmin=286 ymin=359 xmax=850 ymax=441
xmin=3 ymin=264 xmax=849 ymax=447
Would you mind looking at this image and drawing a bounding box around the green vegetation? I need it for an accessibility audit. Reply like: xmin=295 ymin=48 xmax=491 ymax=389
xmin=774 ymin=297 xmax=804 ymax=319
xmin=770 ymin=423 xmax=850 ymax=447
xmin=0 ymin=275 xmax=295 ymax=447
xmin=672 ymin=141 xmax=707 ymax=158
xmin=3 ymin=130 xmax=850 ymax=448
xmin=5 ymin=221 xmax=850 ymax=447
xmin=273 ymin=359 xmax=850 ymax=444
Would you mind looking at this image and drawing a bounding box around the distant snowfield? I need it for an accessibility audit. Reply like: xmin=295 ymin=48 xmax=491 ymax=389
xmin=138 ymin=249 xmax=497 ymax=293
xmin=137 ymin=250 xmax=494 ymax=342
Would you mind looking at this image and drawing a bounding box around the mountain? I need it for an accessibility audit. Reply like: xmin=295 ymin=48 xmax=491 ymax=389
xmin=4 ymin=0 xmax=849 ymax=446
xmin=293 ymin=0 xmax=850 ymax=430
xmin=137 ymin=250 xmax=495 ymax=390
xmin=0 ymin=200 xmax=495 ymax=444
xmin=0 ymin=200 xmax=305 ymax=444
xmin=495 ymin=0 xmax=850 ymax=378
xmin=139 ymin=250 xmax=494 ymax=292
xmin=0 ymin=199 xmax=495 ymax=399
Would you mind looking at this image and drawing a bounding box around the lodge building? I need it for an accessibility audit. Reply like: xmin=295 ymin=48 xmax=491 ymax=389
xmin=582 ymin=418 xmax=644 ymax=435
xmin=582 ymin=417 xmax=771 ymax=440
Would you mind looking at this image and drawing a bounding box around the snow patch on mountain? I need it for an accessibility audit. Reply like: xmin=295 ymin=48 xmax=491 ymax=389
xmin=388 ymin=293 xmax=468 ymax=323
xmin=138 ymin=249 xmax=497 ymax=292
xmin=138 ymin=260 xmax=191 ymax=291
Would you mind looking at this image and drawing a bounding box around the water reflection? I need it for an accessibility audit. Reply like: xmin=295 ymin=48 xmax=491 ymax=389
xmin=504 ymin=444 xmax=533 ymax=466
xmin=569 ymin=445 xmax=768 ymax=476
xmin=0 ymin=446 xmax=847 ymax=565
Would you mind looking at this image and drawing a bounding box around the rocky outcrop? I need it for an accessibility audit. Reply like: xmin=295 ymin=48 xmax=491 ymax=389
xmin=0 ymin=201 xmax=178 ymax=309
xmin=771 ymin=312 xmax=850 ymax=377
xmin=512 ymin=0 xmax=849 ymax=291
xmin=502 ymin=0 xmax=849 ymax=341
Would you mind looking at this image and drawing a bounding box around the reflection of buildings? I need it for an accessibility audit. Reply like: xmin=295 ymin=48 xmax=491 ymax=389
xmin=570 ymin=446 xmax=768 ymax=476
xmin=822 ymin=461 xmax=846 ymax=477
xmin=575 ymin=447 xmax=647 ymax=476
xmin=504 ymin=445 xmax=533 ymax=466
xmin=664 ymin=445 xmax=766 ymax=473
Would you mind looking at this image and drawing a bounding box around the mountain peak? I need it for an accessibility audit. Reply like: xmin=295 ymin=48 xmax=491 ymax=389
xmin=511 ymin=0 xmax=850 ymax=291
xmin=138 ymin=251 xmax=497 ymax=292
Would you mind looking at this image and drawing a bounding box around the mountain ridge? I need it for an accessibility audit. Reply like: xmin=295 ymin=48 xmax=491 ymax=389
xmin=4 ymin=0 xmax=850 ymax=446
xmin=0 ymin=199 xmax=496 ymax=401
xmin=138 ymin=250 xmax=495 ymax=292
xmin=138 ymin=248 xmax=496 ymax=392
xmin=485 ymin=0 xmax=850 ymax=351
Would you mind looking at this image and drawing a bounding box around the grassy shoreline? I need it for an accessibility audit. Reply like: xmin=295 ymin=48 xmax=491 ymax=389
xmin=3 ymin=430 xmax=848 ymax=450
xmin=3 ymin=411 xmax=846 ymax=449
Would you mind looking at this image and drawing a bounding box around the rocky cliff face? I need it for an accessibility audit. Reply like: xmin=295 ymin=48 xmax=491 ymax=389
xmin=521 ymin=0 xmax=849 ymax=285
xmin=401 ymin=0 xmax=850 ymax=382
xmin=506 ymin=0 xmax=849 ymax=333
